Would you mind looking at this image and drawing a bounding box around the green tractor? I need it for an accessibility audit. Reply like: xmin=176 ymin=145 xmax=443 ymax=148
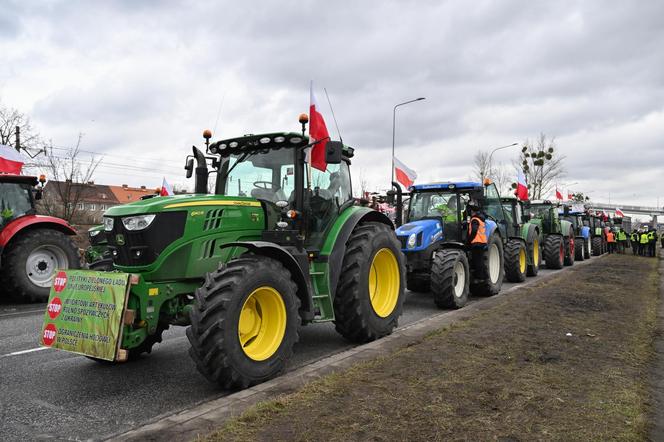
xmin=585 ymin=212 xmax=607 ymax=256
xmin=522 ymin=200 xmax=575 ymax=269
xmin=100 ymin=120 xmax=405 ymax=389
xmin=84 ymin=225 xmax=113 ymax=270
xmin=500 ymin=196 xmax=541 ymax=279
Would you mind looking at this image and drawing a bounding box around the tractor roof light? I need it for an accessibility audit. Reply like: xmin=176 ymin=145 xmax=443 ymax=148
xmin=203 ymin=129 xmax=212 ymax=140
xmin=39 ymin=174 xmax=46 ymax=183
xmin=287 ymin=210 xmax=298 ymax=219
xmin=299 ymin=113 xmax=309 ymax=124
xmin=483 ymin=178 xmax=492 ymax=186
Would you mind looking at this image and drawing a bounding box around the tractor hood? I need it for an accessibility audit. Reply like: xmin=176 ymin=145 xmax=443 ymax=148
xmin=396 ymin=219 xmax=442 ymax=252
xmin=104 ymin=194 xmax=262 ymax=217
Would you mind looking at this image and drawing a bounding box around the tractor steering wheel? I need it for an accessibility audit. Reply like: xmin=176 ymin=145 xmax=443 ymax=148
xmin=253 ymin=181 xmax=275 ymax=190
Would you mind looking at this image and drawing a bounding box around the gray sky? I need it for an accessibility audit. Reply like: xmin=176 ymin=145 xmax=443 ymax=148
xmin=2 ymin=0 xmax=663 ymax=208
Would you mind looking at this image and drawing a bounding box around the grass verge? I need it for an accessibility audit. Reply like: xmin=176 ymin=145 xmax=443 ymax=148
xmin=204 ymin=255 xmax=660 ymax=441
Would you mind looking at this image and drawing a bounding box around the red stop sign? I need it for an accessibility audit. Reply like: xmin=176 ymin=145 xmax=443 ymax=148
xmin=47 ymin=297 xmax=62 ymax=319
xmin=53 ymin=271 xmax=67 ymax=293
xmin=42 ymin=323 xmax=57 ymax=346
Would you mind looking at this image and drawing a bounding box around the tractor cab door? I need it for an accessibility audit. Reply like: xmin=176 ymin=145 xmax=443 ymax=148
xmin=304 ymin=161 xmax=353 ymax=249
xmin=483 ymin=183 xmax=509 ymax=237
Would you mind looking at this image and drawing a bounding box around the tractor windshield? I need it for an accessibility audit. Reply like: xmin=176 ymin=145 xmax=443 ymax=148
xmin=0 ymin=183 xmax=34 ymax=228
xmin=408 ymin=191 xmax=461 ymax=222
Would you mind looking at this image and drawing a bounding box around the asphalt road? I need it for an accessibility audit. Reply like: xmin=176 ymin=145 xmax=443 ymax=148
xmin=0 ymin=265 xmax=577 ymax=441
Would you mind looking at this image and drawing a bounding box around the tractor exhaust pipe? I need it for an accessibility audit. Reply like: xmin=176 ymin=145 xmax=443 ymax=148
xmin=387 ymin=182 xmax=403 ymax=227
xmin=192 ymin=146 xmax=208 ymax=194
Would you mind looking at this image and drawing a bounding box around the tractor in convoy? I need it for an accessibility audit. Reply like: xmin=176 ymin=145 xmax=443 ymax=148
xmin=0 ymin=174 xmax=80 ymax=301
xmin=84 ymin=225 xmax=113 ymax=270
xmin=585 ymin=212 xmax=607 ymax=256
xmin=94 ymin=118 xmax=405 ymax=389
xmin=393 ymin=180 xmax=513 ymax=309
xmin=522 ymin=200 xmax=575 ymax=269
xmin=500 ymin=196 xmax=542 ymax=278
xmin=559 ymin=207 xmax=592 ymax=261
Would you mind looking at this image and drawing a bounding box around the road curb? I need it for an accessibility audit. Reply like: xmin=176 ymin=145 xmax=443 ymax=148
xmin=109 ymin=255 xmax=603 ymax=441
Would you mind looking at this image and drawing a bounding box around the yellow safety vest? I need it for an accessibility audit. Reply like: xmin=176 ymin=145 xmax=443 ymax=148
xmin=640 ymin=233 xmax=649 ymax=244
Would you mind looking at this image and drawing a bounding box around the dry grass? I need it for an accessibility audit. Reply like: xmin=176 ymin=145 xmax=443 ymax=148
xmin=203 ymin=255 xmax=660 ymax=442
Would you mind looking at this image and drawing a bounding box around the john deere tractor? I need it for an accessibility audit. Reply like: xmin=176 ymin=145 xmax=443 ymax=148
xmin=523 ymin=200 xmax=575 ymax=269
xmin=500 ymin=196 xmax=541 ymax=279
xmin=394 ymin=181 xmax=509 ymax=309
xmin=99 ymin=119 xmax=405 ymax=389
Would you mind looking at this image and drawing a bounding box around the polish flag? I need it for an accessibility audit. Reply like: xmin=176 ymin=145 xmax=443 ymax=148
xmin=0 ymin=144 xmax=26 ymax=174
xmin=308 ymin=82 xmax=330 ymax=172
xmin=160 ymin=177 xmax=174 ymax=196
xmin=568 ymin=192 xmax=574 ymax=200
xmin=615 ymin=208 xmax=625 ymax=217
xmin=555 ymin=188 xmax=563 ymax=200
xmin=394 ymin=157 xmax=417 ymax=188
xmin=515 ymin=170 xmax=528 ymax=201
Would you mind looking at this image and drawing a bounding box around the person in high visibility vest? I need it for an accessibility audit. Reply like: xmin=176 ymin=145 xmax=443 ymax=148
xmin=630 ymin=231 xmax=639 ymax=256
xmin=648 ymin=229 xmax=657 ymax=257
xmin=606 ymin=230 xmax=616 ymax=254
xmin=616 ymin=228 xmax=627 ymax=254
xmin=467 ymin=201 xmax=488 ymax=280
xmin=639 ymin=229 xmax=649 ymax=256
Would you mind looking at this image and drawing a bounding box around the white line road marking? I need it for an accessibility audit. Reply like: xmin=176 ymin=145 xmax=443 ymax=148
xmin=0 ymin=347 xmax=49 ymax=358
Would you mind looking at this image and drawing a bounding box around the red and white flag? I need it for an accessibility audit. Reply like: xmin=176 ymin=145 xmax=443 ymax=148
xmin=308 ymin=82 xmax=330 ymax=172
xmin=0 ymin=144 xmax=26 ymax=174
xmin=515 ymin=170 xmax=528 ymax=201
xmin=160 ymin=177 xmax=174 ymax=196
xmin=615 ymin=208 xmax=625 ymax=217
xmin=394 ymin=157 xmax=417 ymax=188
xmin=555 ymin=188 xmax=563 ymax=200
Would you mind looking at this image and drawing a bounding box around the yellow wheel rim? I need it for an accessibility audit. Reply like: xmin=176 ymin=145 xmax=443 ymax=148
xmin=532 ymin=239 xmax=539 ymax=266
xmin=238 ymin=286 xmax=286 ymax=361
xmin=368 ymin=248 xmax=400 ymax=318
xmin=519 ymin=247 xmax=527 ymax=273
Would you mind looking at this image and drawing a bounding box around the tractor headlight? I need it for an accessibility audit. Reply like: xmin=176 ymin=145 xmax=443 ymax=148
xmin=407 ymin=233 xmax=417 ymax=249
xmin=103 ymin=217 xmax=114 ymax=231
xmin=89 ymin=230 xmax=100 ymax=238
xmin=122 ymin=214 xmax=156 ymax=231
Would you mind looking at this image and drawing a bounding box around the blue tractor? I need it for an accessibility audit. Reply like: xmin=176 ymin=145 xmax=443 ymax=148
xmin=560 ymin=207 xmax=592 ymax=261
xmin=393 ymin=181 xmax=514 ymax=309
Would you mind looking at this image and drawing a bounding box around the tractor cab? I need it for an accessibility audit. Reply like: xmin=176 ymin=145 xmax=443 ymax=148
xmin=0 ymin=174 xmax=39 ymax=229
xmin=523 ymin=200 xmax=562 ymax=234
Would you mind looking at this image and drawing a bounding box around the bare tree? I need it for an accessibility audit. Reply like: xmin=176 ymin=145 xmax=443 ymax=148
xmin=472 ymin=150 xmax=492 ymax=184
xmin=514 ymin=133 xmax=565 ymax=200
xmin=0 ymin=101 xmax=41 ymax=151
xmin=38 ymin=134 xmax=102 ymax=223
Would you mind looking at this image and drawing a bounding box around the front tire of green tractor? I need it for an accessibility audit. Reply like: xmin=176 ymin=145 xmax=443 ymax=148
xmin=591 ymin=237 xmax=602 ymax=256
xmin=526 ymin=228 xmax=541 ymax=277
xmin=334 ymin=222 xmax=405 ymax=343
xmin=470 ymin=233 xmax=504 ymax=297
xmin=0 ymin=229 xmax=80 ymax=302
xmin=431 ymin=249 xmax=469 ymax=309
xmin=86 ymin=325 xmax=168 ymax=363
xmin=575 ymin=237 xmax=585 ymax=262
xmin=186 ymin=255 xmax=300 ymax=390
xmin=544 ymin=234 xmax=564 ymax=269
xmin=504 ymin=239 xmax=527 ymax=283
xmin=584 ymin=237 xmax=592 ymax=259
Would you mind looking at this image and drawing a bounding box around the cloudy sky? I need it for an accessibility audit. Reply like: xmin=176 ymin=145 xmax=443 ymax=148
xmin=1 ymin=0 xmax=663 ymax=209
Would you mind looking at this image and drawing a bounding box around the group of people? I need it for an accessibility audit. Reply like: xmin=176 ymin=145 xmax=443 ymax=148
xmin=628 ymin=228 xmax=660 ymax=257
xmin=605 ymin=228 xmax=629 ymax=254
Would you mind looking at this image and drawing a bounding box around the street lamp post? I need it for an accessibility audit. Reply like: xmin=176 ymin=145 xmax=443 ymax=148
xmin=484 ymin=142 xmax=519 ymax=181
xmin=391 ymin=97 xmax=425 ymax=184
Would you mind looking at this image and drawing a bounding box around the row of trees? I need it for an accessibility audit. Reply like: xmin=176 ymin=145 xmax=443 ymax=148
xmin=1 ymin=101 xmax=101 ymax=223
xmin=473 ymin=133 xmax=568 ymax=201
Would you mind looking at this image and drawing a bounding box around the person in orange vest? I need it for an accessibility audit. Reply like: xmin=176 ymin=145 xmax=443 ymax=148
xmin=467 ymin=201 xmax=488 ymax=279
xmin=606 ymin=229 xmax=616 ymax=254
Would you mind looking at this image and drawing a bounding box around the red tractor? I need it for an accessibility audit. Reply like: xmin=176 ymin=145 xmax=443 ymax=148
xmin=0 ymin=174 xmax=80 ymax=302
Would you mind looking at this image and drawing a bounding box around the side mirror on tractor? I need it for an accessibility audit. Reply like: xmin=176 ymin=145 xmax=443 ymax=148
xmin=185 ymin=158 xmax=194 ymax=179
xmin=325 ymin=141 xmax=343 ymax=164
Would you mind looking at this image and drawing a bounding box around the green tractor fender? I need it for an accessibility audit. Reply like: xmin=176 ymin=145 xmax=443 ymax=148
xmin=218 ymin=241 xmax=314 ymax=320
xmin=560 ymin=219 xmax=573 ymax=237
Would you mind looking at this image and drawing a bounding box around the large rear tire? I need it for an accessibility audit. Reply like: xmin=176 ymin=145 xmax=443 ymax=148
xmin=563 ymin=228 xmax=575 ymax=266
xmin=526 ymin=228 xmax=541 ymax=277
xmin=0 ymin=229 xmax=80 ymax=302
xmin=584 ymin=237 xmax=592 ymax=259
xmin=575 ymin=237 xmax=585 ymax=262
xmin=431 ymin=249 xmax=469 ymax=309
xmin=334 ymin=222 xmax=405 ymax=343
xmin=544 ymin=234 xmax=564 ymax=269
xmin=504 ymin=239 xmax=527 ymax=283
xmin=592 ymin=237 xmax=602 ymax=256
xmin=187 ymin=255 xmax=300 ymax=389
xmin=470 ymin=234 xmax=504 ymax=297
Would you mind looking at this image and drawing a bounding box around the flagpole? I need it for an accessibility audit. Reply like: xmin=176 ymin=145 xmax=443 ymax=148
xmin=391 ymin=97 xmax=425 ymax=184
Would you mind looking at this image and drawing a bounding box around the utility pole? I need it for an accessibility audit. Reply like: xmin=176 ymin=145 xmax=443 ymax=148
xmin=15 ymin=125 xmax=20 ymax=152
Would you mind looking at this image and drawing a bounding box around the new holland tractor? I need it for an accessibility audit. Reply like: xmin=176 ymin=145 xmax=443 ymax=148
xmin=394 ymin=181 xmax=510 ymax=309
xmin=500 ymin=196 xmax=541 ymax=279
xmin=559 ymin=207 xmax=591 ymax=261
xmin=523 ymin=200 xmax=575 ymax=269
xmin=97 ymin=119 xmax=406 ymax=389
xmin=0 ymin=174 xmax=80 ymax=301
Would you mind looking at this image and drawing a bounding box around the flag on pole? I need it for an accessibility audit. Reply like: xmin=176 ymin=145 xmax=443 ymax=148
xmin=615 ymin=208 xmax=625 ymax=217
xmin=0 ymin=144 xmax=26 ymax=174
xmin=160 ymin=177 xmax=174 ymax=196
xmin=555 ymin=188 xmax=563 ymax=200
xmin=393 ymin=157 xmax=417 ymax=188
xmin=568 ymin=192 xmax=574 ymax=200
xmin=308 ymin=82 xmax=330 ymax=172
xmin=515 ymin=170 xmax=529 ymax=201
